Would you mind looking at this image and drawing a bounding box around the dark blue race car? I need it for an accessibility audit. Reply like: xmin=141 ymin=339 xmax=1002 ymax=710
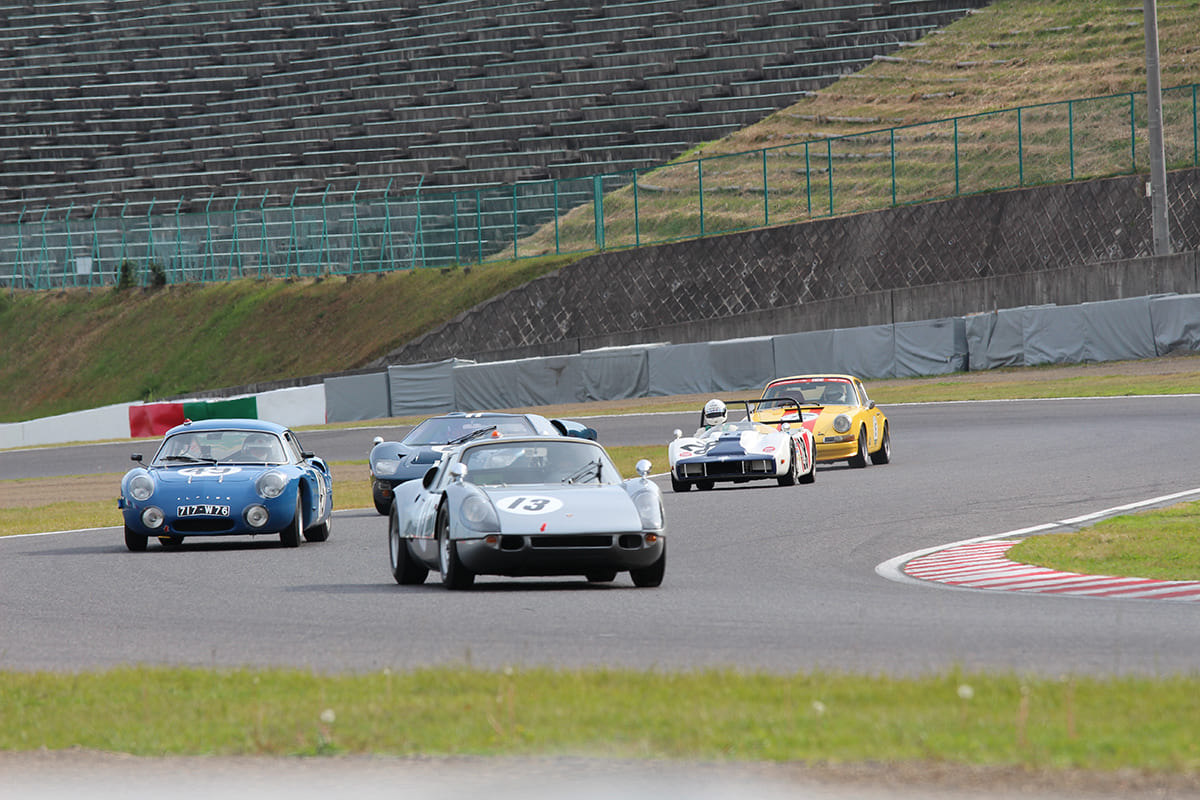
xmin=118 ymin=418 xmax=333 ymax=551
xmin=368 ymin=411 xmax=597 ymax=514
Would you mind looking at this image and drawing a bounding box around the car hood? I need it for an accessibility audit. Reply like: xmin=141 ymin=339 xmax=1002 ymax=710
xmin=481 ymin=484 xmax=642 ymax=534
xmin=149 ymin=465 xmax=270 ymax=485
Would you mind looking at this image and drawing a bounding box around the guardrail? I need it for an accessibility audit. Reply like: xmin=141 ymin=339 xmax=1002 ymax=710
xmin=2 ymin=82 xmax=1198 ymax=291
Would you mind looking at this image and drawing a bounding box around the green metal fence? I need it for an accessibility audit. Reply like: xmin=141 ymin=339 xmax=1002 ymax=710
xmin=3 ymin=82 xmax=1198 ymax=291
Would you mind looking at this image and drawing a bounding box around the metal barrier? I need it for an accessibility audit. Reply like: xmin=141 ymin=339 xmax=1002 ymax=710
xmin=2 ymin=83 xmax=1198 ymax=291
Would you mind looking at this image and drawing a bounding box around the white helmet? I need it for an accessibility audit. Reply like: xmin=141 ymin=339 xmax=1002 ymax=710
xmin=702 ymin=398 xmax=727 ymax=427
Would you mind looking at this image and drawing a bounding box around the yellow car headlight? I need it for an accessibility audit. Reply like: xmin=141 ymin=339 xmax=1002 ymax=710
xmin=833 ymin=414 xmax=852 ymax=434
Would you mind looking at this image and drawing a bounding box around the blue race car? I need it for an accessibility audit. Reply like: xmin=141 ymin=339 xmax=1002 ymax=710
xmin=118 ymin=418 xmax=333 ymax=551
xmin=368 ymin=411 xmax=597 ymax=514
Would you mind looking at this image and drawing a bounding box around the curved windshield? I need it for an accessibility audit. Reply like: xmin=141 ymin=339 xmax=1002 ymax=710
xmin=403 ymin=416 xmax=536 ymax=446
xmin=153 ymin=430 xmax=287 ymax=466
xmin=459 ymin=441 xmax=620 ymax=486
xmin=765 ymin=380 xmax=855 ymax=406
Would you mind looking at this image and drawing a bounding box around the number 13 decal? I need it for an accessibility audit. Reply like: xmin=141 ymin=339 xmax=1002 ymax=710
xmin=498 ymin=495 xmax=563 ymax=515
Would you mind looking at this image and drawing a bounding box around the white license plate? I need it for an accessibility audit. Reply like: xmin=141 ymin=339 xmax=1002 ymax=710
xmin=177 ymin=504 xmax=231 ymax=517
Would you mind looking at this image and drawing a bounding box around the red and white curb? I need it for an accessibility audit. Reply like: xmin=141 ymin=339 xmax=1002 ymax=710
xmin=876 ymin=487 xmax=1200 ymax=602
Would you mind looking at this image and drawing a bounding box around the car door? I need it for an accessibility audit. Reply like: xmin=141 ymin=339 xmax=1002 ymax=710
xmin=854 ymin=379 xmax=884 ymax=451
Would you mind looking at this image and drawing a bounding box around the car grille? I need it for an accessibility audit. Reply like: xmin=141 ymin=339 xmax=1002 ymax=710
xmin=172 ymin=519 xmax=237 ymax=533
xmin=529 ymin=535 xmax=614 ymax=549
xmin=680 ymin=458 xmax=773 ymax=478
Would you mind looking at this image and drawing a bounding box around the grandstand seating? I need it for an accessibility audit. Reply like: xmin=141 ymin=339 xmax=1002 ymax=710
xmin=0 ymin=0 xmax=991 ymax=223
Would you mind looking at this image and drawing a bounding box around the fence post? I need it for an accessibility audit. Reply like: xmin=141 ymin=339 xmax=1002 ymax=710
xmin=1017 ymin=107 xmax=1024 ymax=186
xmin=555 ymin=178 xmax=563 ymax=253
xmin=1068 ymin=100 xmax=1076 ymax=180
xmin=89 ymin=203 xmax=101 ymax=290
xmin=145 ymin=198 xmax=157 ymax=286
xmin=1129 ymin=92 xmax=1137 ymax=172
xmin=413 ymin=176 xmax=425 ymax=269
xmin=259 ymin=190 xmax=270 ymax=278
xmin=953 ymin=118 xmax=960 ymax=195
xmin=350 ymin=182 xmax=361 ymax=275
xmin=320 ymin=184 xmax=331 ymax=276
xmin=230 ymin=191 xmax=242 ymax=280
xmin=512 ymin=182 xmax=519 ymax=260
xmin=288 ymin=187 xmax=300 ymax=279
xmin=174 ymin=198 xmax=184 ymax=285
xmin=592 ymin=174 xmax=604 ymax=251
xmin=380 ymin=178 xmax=393 ymax=274
xmin=633 ymin=171 xmax=641 ymax=245
xmin=698 ymin=159 xmax=706 ymax=237
xmin=204 ymin=193 xmax=216 ymax=281
xmin=889 ymin=129 xmax=897 ymax=207
xmin=64 ymin=203 xmax=75 ymax=288
xmin=15 ymin=206 xmax=26 ymax=292
xmin=36 ymin=207 xmax=49 ymax=291
xmin=760 ymin=149 xmax=768 ymax=227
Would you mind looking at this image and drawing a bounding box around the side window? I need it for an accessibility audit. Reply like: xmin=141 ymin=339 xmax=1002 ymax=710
xmin=283 ymin=432 xmax=305 ymax=462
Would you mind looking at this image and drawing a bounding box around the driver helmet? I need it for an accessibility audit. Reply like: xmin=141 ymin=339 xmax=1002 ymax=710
xmin=244 ymin=432 xmax=274 ymax=460
xmin=702 ymin=398 xmax=727 ymax=427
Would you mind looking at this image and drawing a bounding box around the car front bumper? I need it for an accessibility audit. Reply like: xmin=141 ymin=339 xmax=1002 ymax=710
xmin=455 ymin=531 xmax=664 ymax=577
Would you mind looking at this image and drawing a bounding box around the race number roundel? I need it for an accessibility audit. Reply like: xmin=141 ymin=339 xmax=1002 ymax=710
xmin=178 ymin=466 xmax=242 ymax=478
xmin=495 ymin=495 xmax=564 ymax=515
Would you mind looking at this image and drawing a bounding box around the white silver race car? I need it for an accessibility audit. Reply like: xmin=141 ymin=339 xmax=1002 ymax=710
xmin=668 ymin=398 xmax=816 ymax=492
xmin=388 ymin=435 xmax=666 ymax=589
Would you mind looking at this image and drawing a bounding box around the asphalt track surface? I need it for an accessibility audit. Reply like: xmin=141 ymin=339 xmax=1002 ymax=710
xmin=5 ymin=396 xmax=1200 ymax=799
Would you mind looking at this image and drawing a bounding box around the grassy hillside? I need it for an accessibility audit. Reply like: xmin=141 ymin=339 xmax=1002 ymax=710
xmin=2 ymin=0 xmax=1198 ymax=423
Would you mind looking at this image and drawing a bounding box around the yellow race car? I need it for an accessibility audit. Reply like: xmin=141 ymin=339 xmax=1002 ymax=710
xmin=758 ymin=374 xmax=891 ymax=467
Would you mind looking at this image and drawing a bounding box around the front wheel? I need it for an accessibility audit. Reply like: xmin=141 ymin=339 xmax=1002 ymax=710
xmin=630 ymin=543 xmax=666 ymax=588
xmin=372 ymin=481 xmax=392 ymax=515
xmin=848 ymin=427 xmax=869 ymax=469
xmin=390 ymin=506 xmax=427 ymax=585
xmin=304 ymin=516 xmax=330 ymax=542
xmin=437 ymin=504 xmax=474 ymax=590
xmin=124 ymin=526 xmax=148 ymax=552
xmin=280 ymin=498 xmax=302 ymax=547
xmin=777 ymin=442 xmax=798 ymax=486
xmin=670 ymin=473 xmax=691 ymax=493
xmin=870 ymin=423 xmax=892 ymax=465
xmin=799 ymin=439 xmax=817 ymax=484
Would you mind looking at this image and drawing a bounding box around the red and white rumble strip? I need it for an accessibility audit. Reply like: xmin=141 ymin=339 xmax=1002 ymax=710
xmin=903 ymin=539 xmax=1200 ymax=602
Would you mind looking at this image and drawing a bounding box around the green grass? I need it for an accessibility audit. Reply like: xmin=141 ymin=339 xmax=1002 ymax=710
xmin=3 ymin=667 xmax=1200 ymax=771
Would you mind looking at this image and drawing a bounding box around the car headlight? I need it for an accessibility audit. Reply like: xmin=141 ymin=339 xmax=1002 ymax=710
xmin=832 ymin=414 xmax=852 ymax=434
xmin=373 ymin=458 xmax=401 ymax=477
xmin=632 ymin=489 xmax=664 ymax=531
xmin=129 ymin=473 xmax=155 ymax=501
xmin=256 ymin=470 xmax=288 ymax=499
xmin=459 ymin=494 xmax=500 ymax=532
xmin=141 ymin=507 xmax=165 ymax=530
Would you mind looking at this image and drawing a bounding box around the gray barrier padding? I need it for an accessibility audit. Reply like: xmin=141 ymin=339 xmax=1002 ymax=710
xmin=894 ymin=318 xmax=968 ymax=377
xmin=1150 ymin=293 xmax=1200 ymax=354
xmin=647 ymin=342 xmax=713 ymax=396
xmin=709 ymin=336 xmax=777 ymax=391
xmin=1025 ymin=296 xmax=1160 ymax=366
xmin=965 ymin=305 xmax=1055 ymax=370
xmin=388 ymin=359 xmax=461 ymax=416
xmin=577 ymin=346 xmax=655 ymax=401
xmin=454 ymin=355 xmax=581 ymax=410
xmin=324 ymin=372 xmax=390 ymax=423
xmin=773 ymin=325 xmax=895 ymax=379
xmin=1024 ymin=304 xmax=1088 ymax=366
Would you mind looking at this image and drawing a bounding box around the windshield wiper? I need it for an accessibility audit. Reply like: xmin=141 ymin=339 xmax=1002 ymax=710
xmin=161 ymin=455 xmax=217 ymax=464
xmin=448 ymin=425 xmax=497 ymax=445
xmin=562 ymin=459 xmax=602 ymax=484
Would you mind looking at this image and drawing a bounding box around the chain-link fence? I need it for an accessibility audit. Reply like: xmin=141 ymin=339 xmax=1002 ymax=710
xmin=2 ymin=83 xmax=1198 ymax=291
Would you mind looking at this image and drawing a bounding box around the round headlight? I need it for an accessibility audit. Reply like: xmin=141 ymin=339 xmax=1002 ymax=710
xmin=141 ymin=507 xmax=165 ymax=529
xmin=833 ymin=414 xmax=852 ymax=434
xmin=632 ymin=490 xmax=664 ymax=531
xmin=245 ymin=505 xmax=270 ymax=528
xmin=129 ymin=473 xmax=155 ymax=502
xmin=256 ymin=470 xmax=288 ymax=499
xmin=373 ymin=459 xmax=401 ymax=476
xmin=459 ymin=494 xmax=500 ymax=532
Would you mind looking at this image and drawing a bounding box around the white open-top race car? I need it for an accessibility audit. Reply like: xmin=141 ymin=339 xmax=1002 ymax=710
xmin=668 ymin=397 xmax=816 ymax=492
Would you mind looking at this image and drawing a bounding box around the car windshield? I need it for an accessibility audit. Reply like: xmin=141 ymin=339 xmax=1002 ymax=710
xmin=765 ymin=380 xmax=855 ymax=406
xmin=153 ymin=430 xmax=287 ymax=466
xmin=459 ymin=441 xmax=620 ymax=486
xmin=403 ymin=416 xmax=536 ymax=446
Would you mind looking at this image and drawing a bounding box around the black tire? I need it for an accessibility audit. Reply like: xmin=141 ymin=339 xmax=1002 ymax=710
xmin=304 ymin=516 xmax=330 ymax=543
xmin=870 ymin=423 xmax=892 ymax=465
xmin=696 ymin=479 xmax=715 ymax=491
xmin=372 ymin=481 xmax=392 ymax=515
xmin=586 ymin=570 xmax=618 ymax=583
xmin=158 ymin=535 xmax=184 ymax=548
xmin=670 ymin=473 xmax=691 ymax=493
xmin=389 ymin=506 xmax=427 ymax=585
xmin=777 ymin=442 xmax=798 ymax=486
xmin=124 ymin=526 xmax=148 ymax=552
xmin=630 ymin=543 xmax=666 ymax=588
xmin=280 ymin=497 xmax=302 ymax=548
xmin=799 ymin=439 xmax=816 ymax=484
xmin=848 ymin=426 xmax=869 ymax=469
xmin=437 ymin=503 xmax=474 ymax=589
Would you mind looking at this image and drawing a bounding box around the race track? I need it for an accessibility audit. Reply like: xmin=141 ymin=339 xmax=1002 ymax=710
xmin=4 ymin=395 xmax=1200 ymax=676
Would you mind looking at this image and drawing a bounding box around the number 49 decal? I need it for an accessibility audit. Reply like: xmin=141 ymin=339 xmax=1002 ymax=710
xmin=497 ymin=495 xmax=563 ymax=515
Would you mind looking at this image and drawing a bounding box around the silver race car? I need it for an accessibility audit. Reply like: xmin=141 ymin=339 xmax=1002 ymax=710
xmin=388 ymin=436 xmax=666 ymax=589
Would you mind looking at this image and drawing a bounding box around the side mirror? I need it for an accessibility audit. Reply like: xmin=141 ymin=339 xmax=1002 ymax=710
xmin=301 ymin=451 xmax=314 ymax=459
xmin=868 ymin=401 xmax=876 ymax=409
xmin=635 ymin=459 xmax=652 ymax=478
xmin=672 ymin=429 xmax=682 ymax=440
xmin=131 ymin=453 xmax=143 ymax=463
xmin=449 ymin=462 xmax=468 ymax=484
xmin=780 ymin=422 xmax=791 ymax=432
